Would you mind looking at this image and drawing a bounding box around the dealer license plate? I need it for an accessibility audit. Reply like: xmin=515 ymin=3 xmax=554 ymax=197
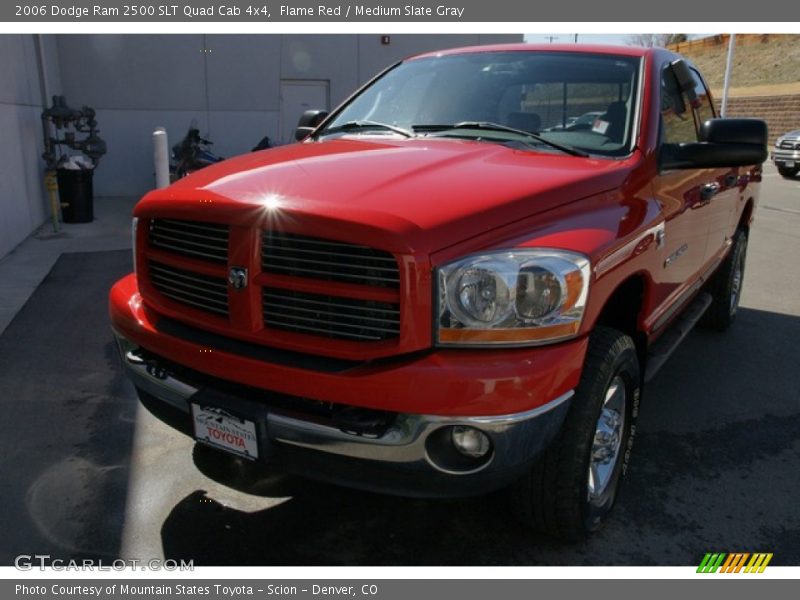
xmin=191 ymin=404 xmax=259 ymax=459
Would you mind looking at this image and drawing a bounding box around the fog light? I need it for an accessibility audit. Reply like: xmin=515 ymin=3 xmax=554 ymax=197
xmin=451 ymin=426 xmax=491 ymax=458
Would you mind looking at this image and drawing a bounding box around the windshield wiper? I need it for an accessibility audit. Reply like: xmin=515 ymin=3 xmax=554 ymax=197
xmin=413 ymin=121 xmax=589 ymax=157
xmin=320 ymin=120 xmax=413 ymax=138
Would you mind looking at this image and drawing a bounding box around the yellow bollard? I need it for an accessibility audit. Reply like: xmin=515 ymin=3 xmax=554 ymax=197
xmin=45 ymin=170 xmax=59 ymax=232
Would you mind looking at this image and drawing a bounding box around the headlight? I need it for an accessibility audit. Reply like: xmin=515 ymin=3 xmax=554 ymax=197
xmin=775 ymin=136 xmax=785 ymax=148
xmin=436 ymin=249 xmax=591 ymax=346
xmin=131 ymin=217 xmax=139 ymax=275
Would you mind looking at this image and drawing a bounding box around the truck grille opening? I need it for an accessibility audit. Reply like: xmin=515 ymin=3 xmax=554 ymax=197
xmin=262 ymin=288 xmax=400 ymax=341
xmin=261 ymin=231 xmax=399 ymax=288
xmin=149 ymin=261 xmax=229 ymax=317
xmin=149 ymin=218 xmax=229 ymax=263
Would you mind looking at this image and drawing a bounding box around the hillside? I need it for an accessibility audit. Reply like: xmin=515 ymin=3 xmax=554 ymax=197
xmin=670 ymin=34 xmax=800 ymax=96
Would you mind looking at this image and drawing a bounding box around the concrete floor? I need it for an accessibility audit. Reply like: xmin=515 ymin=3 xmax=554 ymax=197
xmin=0 ymin=196 xmax=138 ymax=335
xmin=1 ymin=164 xmax=798 ymax=565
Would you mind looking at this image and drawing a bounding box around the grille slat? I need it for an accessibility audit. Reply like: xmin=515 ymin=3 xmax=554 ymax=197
xmin=150 ymin=274 xmax=229 ymax=300
xmin=149 ymin=261 xmax=229 ymax=317
xmin=264 ymin=253 xmax=400 ymax=273
xmin=149 ymin=264 xmax=228 ymax=292
xmin=260 ymin=263 xmax=400 ymax=284
xmin=157 ymin=285 xmax=229 ymax=308
xmin=261 ymin=320 xmax=384 ymax=341
xmin=149 ymin=232 xmax=228 ymax=251
xmin=159 ymin=218 xmax=229 ymax=235
xmin=262 ymin=231 xmax=400 ymax=288
xmin=265 ymin=245 xmax=397 ymax=263
xmin=150 ymin=219 xmax=229 ymax=263
xmin=264 ymin=309 xmax=400 ymax=333
xmin=263 ymin=287 xmax=400 ymax=342
xmin=262 ymin=291 xmax=400 ymax=316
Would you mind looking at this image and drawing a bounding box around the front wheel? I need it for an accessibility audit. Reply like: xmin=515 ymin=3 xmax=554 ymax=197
xmin=777 ymin=165 xmax=799 ymax=179
xmin=511 ymin=327 xmax=640 ymax=540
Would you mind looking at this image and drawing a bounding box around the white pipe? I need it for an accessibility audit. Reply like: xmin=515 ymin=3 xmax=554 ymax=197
xmin=721 ymin=34 xmax=736 ymax=117
xmin=35 ymin=35 xmax=51 ymax=106
xmin=153 ymin=127 xmax=170 ymax=189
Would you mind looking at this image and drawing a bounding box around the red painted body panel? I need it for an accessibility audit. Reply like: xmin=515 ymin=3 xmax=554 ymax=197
xmin=112 ymin=44 xmax=760 ymax=418
xmin=110 ymin=274 xmax=585 ymax=416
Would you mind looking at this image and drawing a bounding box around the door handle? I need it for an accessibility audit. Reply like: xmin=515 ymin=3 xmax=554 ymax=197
xmin=700 ymin=182 xmax=720 ymax=201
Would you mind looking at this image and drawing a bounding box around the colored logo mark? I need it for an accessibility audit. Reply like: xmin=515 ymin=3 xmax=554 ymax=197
xmin=697 ymin=552 xmax=773 ymax=573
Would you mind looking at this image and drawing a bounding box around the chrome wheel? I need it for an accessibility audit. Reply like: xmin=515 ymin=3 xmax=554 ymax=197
xmin=730 ymin=241 xmax=746 ymax=316
xmin=587 ymin=375 xmax=626 ymax=501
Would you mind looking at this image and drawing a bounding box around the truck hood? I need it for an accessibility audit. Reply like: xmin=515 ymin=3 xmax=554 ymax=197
xmin=139 ymin=137 xmax=633 ymax=254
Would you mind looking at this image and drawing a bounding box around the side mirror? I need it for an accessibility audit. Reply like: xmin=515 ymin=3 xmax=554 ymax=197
xmin=669 ymin=60 xmax=697 ymax=104
xmin=294 ymin=110 xmax=329 ymax=141
xmin=661 ymin=118 xmax=768 ymax=170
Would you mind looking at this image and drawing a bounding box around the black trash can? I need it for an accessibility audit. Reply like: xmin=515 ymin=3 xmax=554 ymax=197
xmin=57 ymin=168 xmax=94 ymax=223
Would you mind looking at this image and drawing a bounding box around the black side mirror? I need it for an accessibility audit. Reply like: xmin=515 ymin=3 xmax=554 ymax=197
xmin=698 ymin=118 xmax=767 ymax=145
xmin=294 ymin=110 xmax=329 ymax=141
xmin=661 ymin=118 xmax=768 ymax=170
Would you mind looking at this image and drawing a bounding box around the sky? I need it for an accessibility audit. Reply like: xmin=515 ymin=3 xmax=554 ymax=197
xmin=524 ymin=34 xmax=629 ymax=45
xmin=523 ymin=34 xmax=712 ymax=46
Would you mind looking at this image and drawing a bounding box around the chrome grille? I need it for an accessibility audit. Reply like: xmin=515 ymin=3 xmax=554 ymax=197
xmin=149 ymin=219 xmax=229 ymax=263
xmin=262 ymin=232 xmax=399 ymax=288
xmin=149 ymin=261 xmax=229 ymax=317
xmin=263 ymin=288 xmax=400 ymax=341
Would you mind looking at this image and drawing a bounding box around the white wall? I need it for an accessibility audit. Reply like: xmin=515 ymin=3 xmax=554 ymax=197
xmin=0 ymin=35 xmax=61 ymax=259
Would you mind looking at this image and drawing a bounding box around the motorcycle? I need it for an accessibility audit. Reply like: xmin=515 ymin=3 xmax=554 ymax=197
xmin=170 ymin=122 xmax=275 ymax=180
xmin=170 ymin=122 xmax=224 ymax=180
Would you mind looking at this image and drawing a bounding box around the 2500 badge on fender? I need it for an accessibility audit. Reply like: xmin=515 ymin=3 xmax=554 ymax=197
xmin=110 ymin=44 xmax=767 ymax=539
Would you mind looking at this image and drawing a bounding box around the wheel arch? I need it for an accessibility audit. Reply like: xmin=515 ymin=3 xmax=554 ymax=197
xmin=591 ymin=274 xmax=649 ymax=367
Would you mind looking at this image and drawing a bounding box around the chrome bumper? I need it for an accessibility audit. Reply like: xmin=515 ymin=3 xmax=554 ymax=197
xmin=772 ymin=148 xmax=800 ymax=162
xmin=115 ymin=331 xmax=573 ymax=495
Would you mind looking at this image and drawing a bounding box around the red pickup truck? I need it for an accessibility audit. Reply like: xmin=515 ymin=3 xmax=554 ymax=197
xmin=109 ymin=44 xmax=767 ymax=539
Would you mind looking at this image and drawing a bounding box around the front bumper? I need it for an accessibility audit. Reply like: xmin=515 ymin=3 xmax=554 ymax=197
xmin=772 ymin=147 xmax=800 ymax=166
xmin=110 ymin=274 xmax=584 ymax=497
xmin=115 ymin=332 xmax=572 ymax=496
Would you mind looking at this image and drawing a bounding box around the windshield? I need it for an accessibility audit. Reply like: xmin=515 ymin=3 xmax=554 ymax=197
xmin=321 ymin=51 xmax=641 ymax=157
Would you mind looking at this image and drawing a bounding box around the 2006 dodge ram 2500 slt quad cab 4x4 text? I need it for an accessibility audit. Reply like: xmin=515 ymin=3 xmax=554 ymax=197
xmin=110 ymin=44 xmax=768 ymax=539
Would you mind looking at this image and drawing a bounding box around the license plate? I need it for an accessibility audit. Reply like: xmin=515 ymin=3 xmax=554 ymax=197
xmin=786 ymin=161 xmax=795 ymax=168
xmin=192 ymin=404 xmax=259 ymax=459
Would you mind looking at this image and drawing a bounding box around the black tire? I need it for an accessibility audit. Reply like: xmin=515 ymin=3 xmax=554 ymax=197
xmin=777 ymin=165 xmax=799 ymax=179
xmin=701 ymin=229 xmax=748 ymax=331
xmin=511 ymin=327 xmax=640 ymax=540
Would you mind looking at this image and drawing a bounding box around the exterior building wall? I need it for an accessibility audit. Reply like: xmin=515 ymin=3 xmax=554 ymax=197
xmin=0 ymin=33 xmax=521 ymax=259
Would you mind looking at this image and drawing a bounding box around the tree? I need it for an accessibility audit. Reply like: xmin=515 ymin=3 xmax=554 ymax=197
xmin=627 ymin=34 xmax=689 ymax=48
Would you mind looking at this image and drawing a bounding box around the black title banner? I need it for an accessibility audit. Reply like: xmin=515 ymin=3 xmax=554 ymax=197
xmin=4 ymin=0 xmax=796 ymax=22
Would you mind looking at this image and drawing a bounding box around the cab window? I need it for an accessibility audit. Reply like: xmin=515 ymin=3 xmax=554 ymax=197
xmin=660 ymin=63 xmax=717 ymax=144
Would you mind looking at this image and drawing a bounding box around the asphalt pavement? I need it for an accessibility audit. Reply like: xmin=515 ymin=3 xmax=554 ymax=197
xmin=0 ymin=165 xmax=798 ymax=566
